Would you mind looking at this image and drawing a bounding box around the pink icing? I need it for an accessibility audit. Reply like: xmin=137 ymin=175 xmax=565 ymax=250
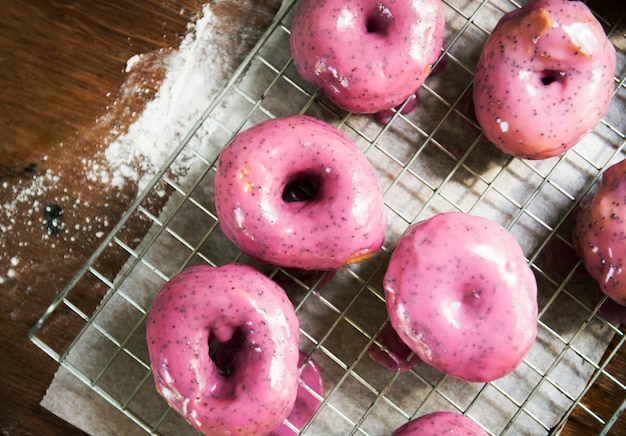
xmin=374 ymin=48 xmax=449 ymax=124
xmin=368 ymin=322 xmax=420 ymax=372
xmin=146 ymin=264 xmax=300 ymax=435
xmin=392 ymin=412 xmax=487 ymax=435
xmin=290 ymin=0 xmax=444 ymax=113
xmin=375 ymin=93 xmax=420 ymax=125
xmin=384 ymin=212 xmax=538 ymax=382
xmin=214 ymin=115 xmax=387 ymax=270
xmin=573 ymin=158 xmax=626 ymax=307
xmin=271 ymin=351 xmax=324 ymax=435
xmin=473 ymin=0 xmax=616 ymax=159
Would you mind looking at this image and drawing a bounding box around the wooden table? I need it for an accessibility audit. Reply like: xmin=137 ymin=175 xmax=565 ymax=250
xmin=0 ymin=0 xmax=623 ymax=434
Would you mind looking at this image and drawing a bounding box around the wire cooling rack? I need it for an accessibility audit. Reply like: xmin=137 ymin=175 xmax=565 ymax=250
xmin=30 ymin=0 xmax=626 ymax=434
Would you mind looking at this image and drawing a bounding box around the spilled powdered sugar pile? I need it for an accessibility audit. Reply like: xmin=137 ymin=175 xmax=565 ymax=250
xmin=1 ymin=4 xmax=228 ymax=283
xmin=87 ymin=4 xmax=228 ymax=191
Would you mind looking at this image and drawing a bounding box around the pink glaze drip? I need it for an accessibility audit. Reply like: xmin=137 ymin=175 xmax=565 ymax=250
xmin=374 ymin=93 xmax=420 ymax=125
xmin=392 ymin=412 xmax=487 ymax=435
xmin=573 ymin=159 xmax=626 ymax=307
xmin=384 ymin=212 xmax=538 ymax=382
xmin=594 ymin=286 xmax=626 ymax=325
xmin=458 ymin=85 xmax=481 ymax=139
xmin=271 ymin=351 xmax=325 ymax=435
xmin=473 ymin=0 xmax=616 ymax=159
xmin=290 ymin=0 xmax=444 ymax=113
xmin=368 ymin=322 xmax=420 ymax=372
xmin=214 ymin=115 xmax=387 ymax=270
xmin=146 ymin=264 xmax=300 ymax=435
xmin=540 ymin=235 xmax=585 ymax=282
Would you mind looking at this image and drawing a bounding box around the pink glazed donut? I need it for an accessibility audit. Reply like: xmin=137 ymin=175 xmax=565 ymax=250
xmin=573 ymin=158 xmax=626 ymax=307
xmin=384 ymin=212 xmax=538 ymax=382
xmin=146 ymin=264 xmax=300 ymax=435
xmin=290 ymin=0 xmax=444 ymax=114
xmin=214 ymin=115 xmax=387 ymax=270
xmin=393 ymin=412 xmax=487 ymax=436
xmin=473 ymin=0 xmax=616 ymax=159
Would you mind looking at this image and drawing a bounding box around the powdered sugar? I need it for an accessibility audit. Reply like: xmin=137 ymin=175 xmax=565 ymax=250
xmin=1 ymin=4 xmax=228 ymax=283
xmin=88 ymin=4 xmax=228 ymax=191
xmin=124 ymin=53 xmax=143 ymax=73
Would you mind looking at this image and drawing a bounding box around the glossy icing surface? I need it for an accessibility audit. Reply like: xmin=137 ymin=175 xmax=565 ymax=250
xmin=573 ymin=158 xmax=626 ymax=307
xmin=392 ymin=412 xmax=487 ymax=436
xmin=473 ymin=0 xmax=616 ymax=159
xmin=290 ymin=0 xmax=444 ymax=113
xmin=146 ymin=264 xmax=300 ymax=435
xmin=384 ymin=212 xmax=538 ymax=382
xmin=215 ymin=115 xmax=387 ymax=270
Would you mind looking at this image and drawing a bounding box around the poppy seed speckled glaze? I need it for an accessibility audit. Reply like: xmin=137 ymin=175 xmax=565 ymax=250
xmin=146 ymin=264 xmax=300 ymax=435
xmin=214 ymin=115 xmax=387 ymax=270
xmin=290 ymin=0 xmax=444 ymax=114
xmin=384 ymin=212 xmax=538 ymax=382
xmin=392 ymin=411 xmax=487 ymax=436
xmin=573 ymin=159 xmax=626 ymax=307
xmin=473 ymin=0 xmax=616 ymax=159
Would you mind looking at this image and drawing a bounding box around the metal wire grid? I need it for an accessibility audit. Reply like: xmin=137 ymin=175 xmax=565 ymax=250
xmin=29 ymin=0 xmax=626 ymax=434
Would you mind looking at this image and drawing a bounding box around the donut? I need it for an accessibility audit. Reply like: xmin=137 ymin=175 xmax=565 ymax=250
xmin=289 ymin=0 xmax=445 ymax=114
xmin=392 ymin=412 xmax=487 ymax=436
xmin=383 ymin=212 xmax=538 ymax=382
xmin=146 ymin=264 xmax=300 ymax=435
xmin=573 ymin=158 xmax=626 ymax=307
xmin=214 ymin=115 xmax=387 ymax=270
xmin=473 ymin=0 xmax=616 ymax=159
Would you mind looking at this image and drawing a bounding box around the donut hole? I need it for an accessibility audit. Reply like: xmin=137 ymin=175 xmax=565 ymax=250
xmin=539 ymin=69 xmax=566 ymax=86
xmin=282 ymin=172 xmax=322 ymax=203
xmin=448 ymin=285 xmax=486 ymax=324
xmin=365 ymin=3 xmax=394 ymax=36
xmin=462 ymin=288 xmax=483 ymax=307
xmin=210 ymin=328 xmax=247 ymax=376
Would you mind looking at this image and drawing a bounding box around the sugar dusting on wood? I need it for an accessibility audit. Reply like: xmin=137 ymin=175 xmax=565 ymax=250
xmin=0 ymin=4 xmax=228 ymax=284
xmin=87 ymin=4 xmax=228 ymax=191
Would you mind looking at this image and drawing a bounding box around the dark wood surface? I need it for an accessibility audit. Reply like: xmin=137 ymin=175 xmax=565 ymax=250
xmin=0 ymin=0 xmax=624 ymax=435
xmin=561 ymin=328 xmax=626 ymax=435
